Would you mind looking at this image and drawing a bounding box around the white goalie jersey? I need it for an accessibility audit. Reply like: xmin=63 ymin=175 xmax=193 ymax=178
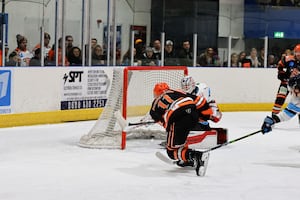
xmin=192 ymin=83 xmax=212 ymax=102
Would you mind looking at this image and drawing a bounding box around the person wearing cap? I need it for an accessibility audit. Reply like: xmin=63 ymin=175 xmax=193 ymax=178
xmin=164 ymin=40 xmax=178 ymax=66
xmin=14 ymin=34 xmax=33 ymax=66
xmin=134 ymin=38 xmax=144 ymax=60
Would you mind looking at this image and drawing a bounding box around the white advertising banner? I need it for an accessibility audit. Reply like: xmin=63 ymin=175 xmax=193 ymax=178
xmin=61 ymin=68 xmax=110 ymax=110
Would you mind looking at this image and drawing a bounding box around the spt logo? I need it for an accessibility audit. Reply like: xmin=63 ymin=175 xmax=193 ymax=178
xmin=0 ymin=70 xmax=11 ymax=106
xmin=63 ymin=71 xmax=84 ymax=84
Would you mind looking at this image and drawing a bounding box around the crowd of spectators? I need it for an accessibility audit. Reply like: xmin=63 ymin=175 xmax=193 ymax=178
xmin=122 ymin=38 xmax=284 ymax=68
xmin=1 ymin=33 xmax=108 ymax=67
xmin=0 ymin=32 xmax=289 ymax=68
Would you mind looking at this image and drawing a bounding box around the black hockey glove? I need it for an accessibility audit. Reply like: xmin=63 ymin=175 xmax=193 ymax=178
xmin=261 ymin=116 xmax=275 ymax=134
xmin=277 ymin=71 xmax=289 ymax=81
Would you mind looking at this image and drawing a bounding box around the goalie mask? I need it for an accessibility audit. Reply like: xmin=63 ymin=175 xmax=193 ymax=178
xmin=153 ymin=82 xmax=170 ymax=98
xmin=181 ymin=76 xmax=196 ymax=93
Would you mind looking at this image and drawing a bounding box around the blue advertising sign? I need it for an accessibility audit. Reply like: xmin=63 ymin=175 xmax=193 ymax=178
xmin=0 ymin=70 xmax=11 ymax=113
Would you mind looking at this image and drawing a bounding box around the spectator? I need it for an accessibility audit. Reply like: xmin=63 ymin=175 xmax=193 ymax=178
xmin=134 ymin=39 xmax=145 ymax=60
xmin=5 ymin=51 xmax=20 ymax=66
xmin=223 ymin=52 xmax=239 ymax=67
xmin=141 ymin=46 xmax=157 ymax=66
xmin=48 ymin=37 xmax=69 ymax=66
xmin=258 ymin=47 xmax=265 ymax=68
xmin=238 ymin=51 xmax=251 ymax=68
xmin=29 ymin=48 xmax=41 ymax=66
xmin=85 ymin=38 xmax=100 ymax=65
xmin=14 ymin=34 xmax=33 ymax=66
xmin=33 ymin=32 xmax=52 ymax=64
xmin=267 ymin=54 xmax=277 ymax=68
xmin=164 ymin=40 xmax=178 ymax=66
xmin=197 ymin=47 xmax=220 ymax=67
xmin=68 ymin=46 xmax=82 ymax=66
xmin=281 ymin=48 xmax=292 ymax=60
xmin=177 ymin=40 xmax=193 ymax=66
xmin=246 ymin=48 xmax=260 ymax=68
xmin=152 ymin=39 xmax=161 ymax=60
xmin=65 ymin=35 xmax=74 ymax=57
xmin=91 ymin=38 xmax=98 ymax=50
xmin=122 ymin=47 xmax=141 ymax=66
xmin=92 ymin=44 xmax=106 ymax=66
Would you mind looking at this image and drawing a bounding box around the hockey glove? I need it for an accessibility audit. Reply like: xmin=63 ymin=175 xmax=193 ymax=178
xmin=209 ymin=100 xmax=222 ymax=123
xmin=197 ymin=121 xmax=211 ymax=131
xmin=277 ymin=71 xmax=289 ymax=81
xmin=261 ymin=116 xmax=275 ymax=134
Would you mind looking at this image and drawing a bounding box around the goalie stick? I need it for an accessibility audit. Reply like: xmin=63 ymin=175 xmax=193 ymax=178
xmin=114 ymin=110 xmax=155 ymax=129
xmin=202 ymin=129 xmax=262 ymax=153
xmin=128 ymin=121 xmax=156 ymax=126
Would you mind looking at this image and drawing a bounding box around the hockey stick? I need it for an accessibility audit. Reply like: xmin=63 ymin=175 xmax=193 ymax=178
xmin=114 ymin=110 xmax=156 ymax=129
xmin=203 ymin=129 xmax=262 ymax=153
xmin=128 ymin=121 xmax=156 ymax=126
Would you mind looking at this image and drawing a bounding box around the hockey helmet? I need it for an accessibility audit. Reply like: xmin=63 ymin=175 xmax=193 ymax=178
xmin=153 ymin=82 xmax=169 ymax=97
xmin=181 ymin=75 xmax=196 ymax=93
xmin=294 ymin=44 xmax=300 ymax=55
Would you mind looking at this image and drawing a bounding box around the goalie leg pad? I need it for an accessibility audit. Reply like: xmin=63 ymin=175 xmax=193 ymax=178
xmin=187 ymin=130 xmax=217 ymax=149
xmin=211 ymin=128 xmax=228 ymax=144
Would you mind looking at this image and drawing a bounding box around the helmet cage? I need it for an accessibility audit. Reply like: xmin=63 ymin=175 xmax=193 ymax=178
xmin=181 ymin=76 xmax=196 ymax=93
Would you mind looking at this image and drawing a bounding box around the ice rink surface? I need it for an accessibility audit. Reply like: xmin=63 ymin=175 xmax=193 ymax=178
xmin=0 ymin=112 xmax=300 ymax=200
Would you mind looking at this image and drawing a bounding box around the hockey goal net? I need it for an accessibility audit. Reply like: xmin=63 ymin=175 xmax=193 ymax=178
xmin=78 ymin=66 xmax=188 ymax=149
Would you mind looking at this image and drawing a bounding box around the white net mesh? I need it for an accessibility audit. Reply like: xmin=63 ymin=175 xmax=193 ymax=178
xmin=79 ymin=66 xmax=187 ymax=149
xmin=78 ymin=68 xmax=123 ymax=149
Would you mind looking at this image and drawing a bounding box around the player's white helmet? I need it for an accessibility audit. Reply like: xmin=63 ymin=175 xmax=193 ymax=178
xmin=181 ymin=76 xmax=196 ymax=93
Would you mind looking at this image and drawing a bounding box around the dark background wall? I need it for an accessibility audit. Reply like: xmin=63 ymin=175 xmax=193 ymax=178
xmin=151 ymin=0 xmax=219 ymax=54
xmin=244 ymin=0 xmax=300 ymax=39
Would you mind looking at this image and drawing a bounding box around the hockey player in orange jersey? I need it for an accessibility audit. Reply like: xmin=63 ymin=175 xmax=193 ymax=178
xmin=150 ymin=82 xmax=212 ymax=176
xmin=272 ymin=44 xmax=300 ymax=123
xmin=262 ymin=66 xmax=300 ymax=133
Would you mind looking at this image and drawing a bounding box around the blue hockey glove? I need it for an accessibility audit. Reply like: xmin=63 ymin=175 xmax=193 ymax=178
xmin=261 ymin=116 xmax=275 ymax=134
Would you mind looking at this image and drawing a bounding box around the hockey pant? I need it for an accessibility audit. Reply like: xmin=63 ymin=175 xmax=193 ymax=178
xmin=272 ymin=82 xmax=288 ymax=115
xmin=165 ymin=113 xmax=197 ymax=162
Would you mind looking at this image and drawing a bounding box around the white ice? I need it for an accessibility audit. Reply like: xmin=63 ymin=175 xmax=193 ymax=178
xmin=0 ymin=112 xmax=300 ymax=200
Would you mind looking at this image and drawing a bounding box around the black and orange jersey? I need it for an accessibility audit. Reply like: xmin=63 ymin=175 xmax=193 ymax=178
xmin=277 ymin=55 xmax=299 ymax=82
xmin=149 ymin=89 xmax=212 ymax=128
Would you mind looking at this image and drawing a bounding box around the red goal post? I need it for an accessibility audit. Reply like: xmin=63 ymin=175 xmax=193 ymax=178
xmin=79 ymin=66 xmax=188 ymax=150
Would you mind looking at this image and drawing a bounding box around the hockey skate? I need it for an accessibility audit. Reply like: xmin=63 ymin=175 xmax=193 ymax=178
xmin=193 ymin=151 xmax=210 ymax=176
